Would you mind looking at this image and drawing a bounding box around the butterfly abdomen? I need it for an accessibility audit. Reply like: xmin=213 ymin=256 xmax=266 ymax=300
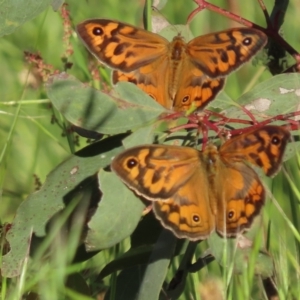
xmin=168 ymin=36 xmax=188 ymax=101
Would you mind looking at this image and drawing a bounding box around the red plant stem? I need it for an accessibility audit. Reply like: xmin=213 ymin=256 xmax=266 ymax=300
xmin=189 ymin=0 xmax=253 ymax=27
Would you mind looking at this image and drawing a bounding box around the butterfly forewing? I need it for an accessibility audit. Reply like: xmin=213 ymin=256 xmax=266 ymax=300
xmin=111 ymin=145 xmax=202 ymax=200
xmin=76 ymin=19 xmax=169 ymax=72
xmin=112 ymin=145 xmax=217 ymax=240
xmin=187 ymin=27 xmax=267 ymax=78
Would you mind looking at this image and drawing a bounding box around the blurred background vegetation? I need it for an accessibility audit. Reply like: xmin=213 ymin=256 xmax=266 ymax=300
xmin=0 ymin=0 xmax=300 ymax=299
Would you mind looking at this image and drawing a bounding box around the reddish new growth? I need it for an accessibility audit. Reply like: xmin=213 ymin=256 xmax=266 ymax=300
xmin=60 ymin=3 xmax=74 ymax=69
xmin=160 ymin=107 xmax=300 ymax=150
xmin=24 ymin=4 xmax=74 ymax=80
xmin=24 ymin=51 xmax=59 ymax=82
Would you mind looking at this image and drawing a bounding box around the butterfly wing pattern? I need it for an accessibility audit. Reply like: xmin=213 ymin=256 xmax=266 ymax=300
xmin=112 ymin=126 xmax=290 ymax=240
xmin=76 ymin=19 xmax=267 ymax=111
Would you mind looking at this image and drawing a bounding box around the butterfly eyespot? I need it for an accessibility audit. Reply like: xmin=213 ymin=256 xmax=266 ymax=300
xmin=192 ymin=214 xmax=200 ymax=223
xmin=228 ymin=210 xmax=235 ymax=220
xmin=92 ymin=27 xmax=103 ymax=36
xmin=182 ymin=96 xmax=190 ymax=103
xmin=271 ymin=135 xmax=281 ymax=145
xmin=126 ymin=158 xmax=138 ymax=169
xmin=242 ymin=37 xmax=252 ymax=46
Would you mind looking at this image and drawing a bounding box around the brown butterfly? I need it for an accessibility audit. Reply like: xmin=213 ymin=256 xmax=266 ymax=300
xmin=111 ymin=126 xmax=290 ymax=240
xmin=76 ymin=19 xmax=267 ymax=111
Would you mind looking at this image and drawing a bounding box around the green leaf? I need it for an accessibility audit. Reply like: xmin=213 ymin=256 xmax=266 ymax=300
xmin=151 ymin=6 xmax=170 ymax=33
xmin=164 ymin=241 xmax=199 ymax=299
xmin=98 ymin=244 xmax=154 ymax=280
xmin=0 ymin=0 xmax=52 ymax=36
xmin=122 ymin=126 xmax=156 ymax=148
xmin=104 ymin=265 xmax=148 ymax=300
xmin=104 ymin=230 xmax=177 ymax=300
xmin=136 ymin=230 xmax=177 ymax=300
xmin=85 ymin=170 xmax=145 ymax=251
xmin=224 ymin=73 xmax=300 ymax=124
xmin=130 ymin=212 xmax=164 ymax=248
xmin=97 ymin=213 xmax=185 ymax=280
xmin=222 ymin=73 xmax=300 ymax=160
xmin=66 ymin=273 xmax=91 ymax=296
xmin=97 ymin=213 xmax=163 ymax=279
xmin=207 ymin=90 xmax=235 ymax=110
xmin=46 ymin=73 xmax=166 ymax=134
xmin=51 ymin=0 xmax=64 ymax=11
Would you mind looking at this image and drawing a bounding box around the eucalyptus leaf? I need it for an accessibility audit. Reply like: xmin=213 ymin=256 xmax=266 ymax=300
xmin=224 ymin=73 xmax=300 ymax=124
xmin=122 ymin=126 xmax=156 ymax=148
xmin=46 ymin=73 xmax=165 ymax=134
xmin=0 ymin=0 xmax=52 ymax=36
xmin=85 ymin=170 xmax=145 ymax=251
xmin=137 ymin=230 xmax=177 ymax=300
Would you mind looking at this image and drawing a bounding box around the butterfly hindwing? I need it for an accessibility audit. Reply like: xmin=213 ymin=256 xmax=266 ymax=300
xmin=220 ymin=126 xmax=291 ymax=176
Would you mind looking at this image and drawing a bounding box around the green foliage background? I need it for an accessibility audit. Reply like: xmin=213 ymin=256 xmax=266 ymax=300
xmin=0 ymin=0 xmax=300 ymax=299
